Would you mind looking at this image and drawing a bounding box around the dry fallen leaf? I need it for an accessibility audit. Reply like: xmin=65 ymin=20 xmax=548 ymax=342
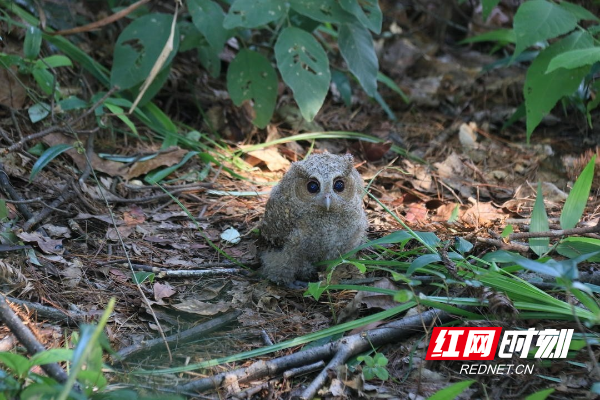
xmin=245 ymin=148 xmax=291 ymax=171
xmin=153 ymin=282 xmax=176 ymax=304
xmin=172 ymin=299 xmax=231 ymax=315
xmin=16 ymin=232 xmax=64 ymax=254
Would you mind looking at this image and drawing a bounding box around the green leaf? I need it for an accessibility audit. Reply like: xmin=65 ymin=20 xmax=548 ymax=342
xmin=28 ymin=102 xmax=51 ymax=123
xmin=377 ymin=72 xmax=410 ymax=104
xmin=289 ymin=0 xmax=352 ymax=24
xmin=339 ymin=22 xmax=378 ymax=97
xmin=560 ymin=154 xmax=595 ymax=229
xmin=459 ymin=28 xmax=516 ymax=44
xmin=529 ymin=182 xmax=550 ymax=257
xmin=198 ymin=44 xmax=222 ymax=78
xmin=24 ymin=25 xmax=42 ymax=59
xmin=105 ymin=102 xmax=139 ymax=136
xmin=407 ymin=254 xmax=441 ymax=276
xmin=513 ymin=0 xmax=577 ymax=59
xmin=26 ymin=143 xmax=48 ymax=156
xmin=501 ymin=224 xmax=514 ymax=238
xmin=223 ymin=0 xmax=287 ymax=29
xmin=144 ymin=151 xmax=199 ymax=184
xmin=32 ymin=68 xmax=55 ymax=95
xmin=30 ymin=349 xmax=74 ymax=366
xmin=0 ymin=352 xmax=32 ymax=378
xmin=133 ymin=271 xmax=155 ymax=284
xmin=110 ymin=13 xmax=180 ymax=90
xmin=558 ymin=2 xmax=599 ymax=22
xmin=188 ymin=0 xmax=230 ymax=50
xmin=331 ymin=69 xmax=352 ymax=107
xmin=275 ymin=27 xmax=330 ymax=121
xmin=35 ymin=55 xmax=72 ymax=69
xmin=58 ymin=96 xmax=88 ymax=111
xmin=428 ymin=380 xmax=476 ymax=400
xmin=482 ymin=0 xmax=501 ymax=21
xmin=546 ymin=47 xmax=600 ymax=73
xmin=227 ymin=49 xmax=278 ymax=128
xmin=556 ymin=237 xmax=600 ymax=261
xmin=524 ymin=31 xmax=593 ymax=139
xmin=339 ymin=0 xmax=382 ymax=34
xmin=30 ymin=144 xmax=73 ymax=182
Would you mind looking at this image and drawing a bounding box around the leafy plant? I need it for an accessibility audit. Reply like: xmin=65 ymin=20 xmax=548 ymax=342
xmin=465 ymin=0 xmax=600 ymax=140
xmin=105 ymin=0 xmax=401 ymax=127
xmin=357 ymin=352 xmax=389 ymax=380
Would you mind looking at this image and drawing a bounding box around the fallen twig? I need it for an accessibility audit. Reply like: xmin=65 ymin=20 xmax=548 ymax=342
xmin=6 ymin=296 xmax=89 ymax=326
xmin=175 ymin=308 xmax=452 ymax=398
xmin=0 ymin=293 xmax=69 ymax=384
xmin=114 ymin=310 xmax=242 ymax=360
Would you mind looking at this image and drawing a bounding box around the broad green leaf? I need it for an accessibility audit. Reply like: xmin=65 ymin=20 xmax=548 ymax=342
xmin=529 ymin=182 xmax=550 ymax=256
xmin=407 ymin=254 xmax=441 ymax=276
xmin=105 ymin=102 xmax=139 ymax=136
xmin=24 ymin=25 xmax=42 ymax=59
xmin=0 ymin=199 xmax=7 ymax=221
xmin=133 ymin=271 xmax=155 ymax=284
xmin=428 ymin=380 xmax=476 ymax=400
xmin=513 ymin=0 xmax=577 ymax=59
xmin=339 ymin=22 xmax=378 ymax=97
xmin=331 ymin=69 xmax=352 ymax=107
xmin=32 ymin=68 xmax=55 ymax=95
xmin=110 ymin=13 xmax=180 ymax=90
xmin=188 ymin=0 xmax=230 ymax=50
xmin=28 ymin=102 xmax=51 ymax=123
xmin=524 ymin=31 xmax=593 ymax=139
xmin=178 ymin=20 xmax=205 ymax=52
xmin=0 ymin=352 xmax=32 ymax=378
xmin=198 ymin=44 xmax=222 ymax=78
xmin=482 ymin=0 xmax=501 ymax=21
xmin=30 ymin=144 xmax=73 ymax=182
xmin=560 ymin=154 xmax=595 ymax=229
xmin=289 ymin=0 xmax=352 ymax=24
xmin=546 ymin=47 xmax=600 ymax=73
xmin=556 ymin=237 xmax=600 ymax=262
xmin=227 ymin=49 xmax=277 ymax=128
xmin=275 ymin=27 xmax=330 ymax=121
xmin=35 ymin=55 xmax=72 ymax=69
xmin=558 ymin=2 xmax=599 ymax=22
xmin=30 ymin=349 xmax=74 ymax=366
xmin=339 ymin=0 xmax=382 ymax=34
xmin=459 ymin=28 xmax=516 ymax=44
xmin=58 ymin=96 xmax=88 ymax=111
xmin=223 ymin=0 xmax=287 ymax=29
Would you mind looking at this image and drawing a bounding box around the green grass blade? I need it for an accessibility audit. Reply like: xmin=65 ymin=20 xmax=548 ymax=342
xmin=560 ymin=154 xmax=595 ymax=229
xmin=530 ymin=182 xmax=550 ymax=256
xmin=29 ymin=144 xmax=73 ymax=182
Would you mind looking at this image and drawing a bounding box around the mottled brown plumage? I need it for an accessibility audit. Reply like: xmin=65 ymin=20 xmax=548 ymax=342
xmin=259 ymin=153 xmax=368 ymax=285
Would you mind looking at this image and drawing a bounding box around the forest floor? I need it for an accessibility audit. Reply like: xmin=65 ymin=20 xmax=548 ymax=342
xmin=1 ymin=1 xmax=599 ymax=399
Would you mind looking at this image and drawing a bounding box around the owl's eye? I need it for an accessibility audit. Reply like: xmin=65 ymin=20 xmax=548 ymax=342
xmin=333 ymin=179 xmax=345 ymax=192
xmin=307 ymin=180 xmax=320 ymax=194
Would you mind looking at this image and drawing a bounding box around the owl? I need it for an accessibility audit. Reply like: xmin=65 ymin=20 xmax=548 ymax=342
xmin=259 ymin=152 xmax=368 ymax=286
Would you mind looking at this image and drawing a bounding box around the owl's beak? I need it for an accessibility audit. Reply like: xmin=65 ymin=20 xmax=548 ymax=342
xmin=323 ymin=194 xmax=331 ymax=211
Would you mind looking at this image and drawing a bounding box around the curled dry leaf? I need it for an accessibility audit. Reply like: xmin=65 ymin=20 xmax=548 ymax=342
xmin=16 ymin=231 xmax=64 ymax=254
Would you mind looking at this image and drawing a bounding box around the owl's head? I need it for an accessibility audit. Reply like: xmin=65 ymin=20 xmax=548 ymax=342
xmin=287 ymin=153 xmax=363 ymax=211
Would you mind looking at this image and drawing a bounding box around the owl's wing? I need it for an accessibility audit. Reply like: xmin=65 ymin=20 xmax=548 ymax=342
xmin=260 ymin=190 xmax=301 ymax=248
